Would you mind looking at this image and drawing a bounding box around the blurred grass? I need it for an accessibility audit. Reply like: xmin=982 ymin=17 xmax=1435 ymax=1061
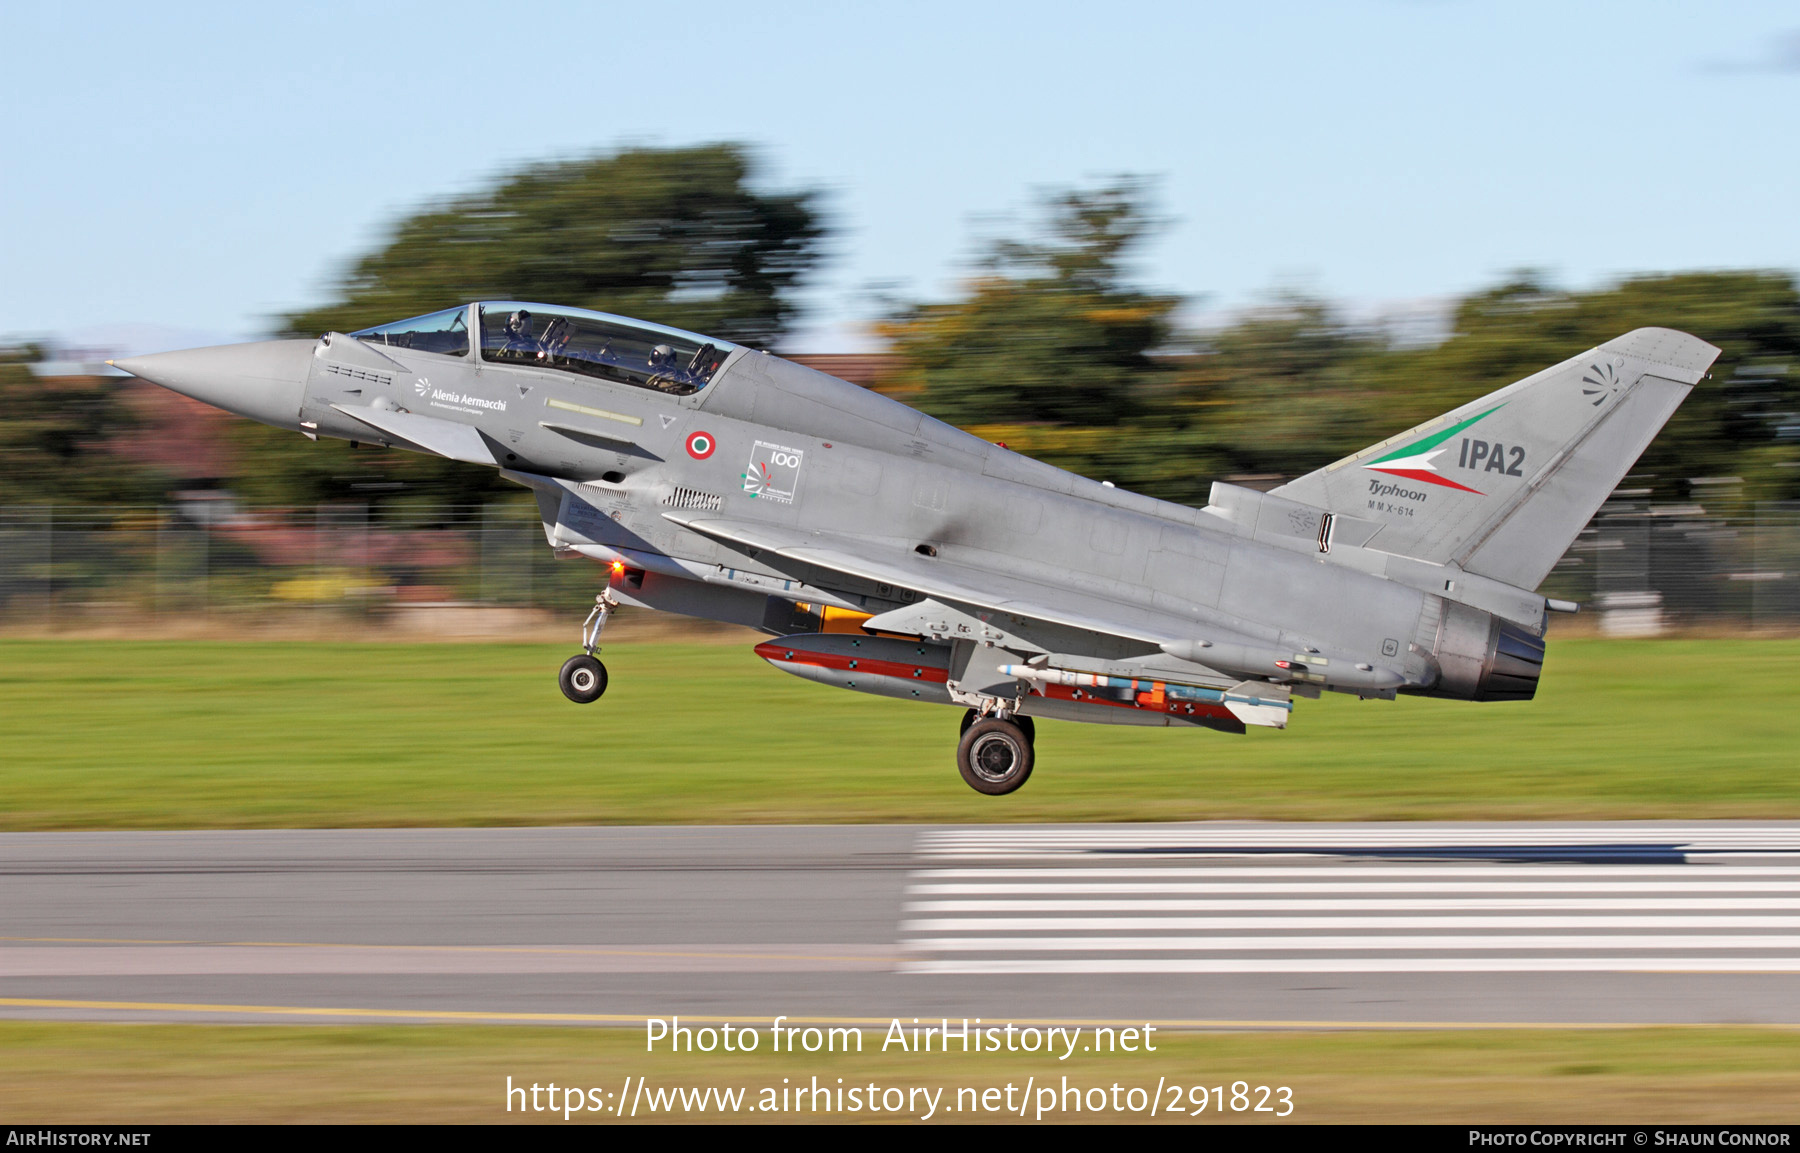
xmin=2 ymin=637 xmax=1798 ymax=829
xmin=2 ymin=1021 xmax=1797 ymax=1123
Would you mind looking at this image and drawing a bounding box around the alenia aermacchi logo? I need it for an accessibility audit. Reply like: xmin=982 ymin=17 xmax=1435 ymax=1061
xmin=1362 ymin=404 xmax=1504 ymax=495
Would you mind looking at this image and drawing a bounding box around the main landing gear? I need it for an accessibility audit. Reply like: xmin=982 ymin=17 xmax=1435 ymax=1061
xmin=558 ymin=590 xmax=618 ymax=704
xmin=957 ymin=707 xmax=1036 ymax=795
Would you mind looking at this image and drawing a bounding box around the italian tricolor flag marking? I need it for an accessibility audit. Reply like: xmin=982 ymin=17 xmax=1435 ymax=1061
xmin=1363 ymin=405 xmax=1504 ymax=494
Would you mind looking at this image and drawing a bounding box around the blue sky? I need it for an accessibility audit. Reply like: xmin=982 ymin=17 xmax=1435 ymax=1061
xmin=2 ymin=1 xmax=1795 ymax=353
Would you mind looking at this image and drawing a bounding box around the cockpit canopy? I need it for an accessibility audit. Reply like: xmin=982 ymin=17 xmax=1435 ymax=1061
xmin=351 ymin=306 xmax=469 ymax=356
xmin=350 ymin=303 xmax=741 ymax=396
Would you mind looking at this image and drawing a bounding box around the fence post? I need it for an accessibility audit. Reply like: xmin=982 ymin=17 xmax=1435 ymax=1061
xmin=1595 ymin=504 xmax=1664 ymax=637
xmin=45 ymin=503 xmax=54 ymax=626
xmin=481 ymin=502 xmax=532 ymax=606
xmin=1752 ymin=502 xmax=1800 ymax=632
xmin=154 ymin=506 xmax=168 ymax=619
xmin=198 ymin=508 xmax=209 ymax=616
xmin=0 ymin=506 xmax=52 ymax=626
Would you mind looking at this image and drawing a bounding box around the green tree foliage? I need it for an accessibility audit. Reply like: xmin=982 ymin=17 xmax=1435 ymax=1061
xmin=282 ymin=144 xmax=825 ymax=350
xmin=1182 ymin=272 xmax=1800 ymax=505
xmin=884 ymin=200 xmax=1800 ymax=508
xmin=0 ymin=350 xmax=164 ymax=504
xmin=881 ymin=181 xmax=1182 ymax=427
xmin=1183 ymin=296 xmax=1390 ymax=480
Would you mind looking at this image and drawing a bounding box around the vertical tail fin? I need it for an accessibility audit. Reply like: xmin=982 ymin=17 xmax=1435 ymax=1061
xmin=1272 ymin=328 xmax=1719 ymax=589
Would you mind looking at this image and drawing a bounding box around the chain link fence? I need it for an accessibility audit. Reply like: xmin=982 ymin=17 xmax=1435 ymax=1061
xmin=0 ymin=497 xmax=600 ymax=631
xmin=4 ymin=496 xmax=1800 ymax=635
xmin=1538 ymin=499 xmax=1800 ymax=634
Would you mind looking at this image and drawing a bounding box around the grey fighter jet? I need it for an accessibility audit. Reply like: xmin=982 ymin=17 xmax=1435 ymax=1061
xmin=114 ymin=304 xmax=1718 ymax=794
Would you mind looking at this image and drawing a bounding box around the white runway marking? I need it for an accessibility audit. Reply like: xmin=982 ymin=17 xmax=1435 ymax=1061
xmin=917 ymin=827 xmax=1800 ymax=854
xmin=903 ymin=915 xmax=1800 ymax=931
xmin=913 ymin=866 xmax=1800 ymax=879
xmin=909 ymin=881 xmax=1800 ymax=894
xmin=903 ymin=957 xmax=1800 ymax=974
xmin=906 ymin=935 xmax=1800 ymax=952
xmin=900 ymin=824 xmax=1800 ymax=974
xmin=909 ymin=898 xmax=1800 ymax=911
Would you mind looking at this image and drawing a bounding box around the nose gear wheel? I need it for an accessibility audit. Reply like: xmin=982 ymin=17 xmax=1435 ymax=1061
xmin=559 ymin=654 xmax=607 ymax=703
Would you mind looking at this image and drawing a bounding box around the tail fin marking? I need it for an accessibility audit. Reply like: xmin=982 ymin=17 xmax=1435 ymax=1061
xmin=1271 ymin=327 xmax=1719 ymax=591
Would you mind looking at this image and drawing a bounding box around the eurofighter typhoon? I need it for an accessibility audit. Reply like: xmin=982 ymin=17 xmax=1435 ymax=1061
xmin=114 ymin=304 xmax=1719 ymax=793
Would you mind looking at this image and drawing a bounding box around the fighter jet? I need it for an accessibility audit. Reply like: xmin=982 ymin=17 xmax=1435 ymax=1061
xmin=114 ymin=303 xmax=1719 ymax=793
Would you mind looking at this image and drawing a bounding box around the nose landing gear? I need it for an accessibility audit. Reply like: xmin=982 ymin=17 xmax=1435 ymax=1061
xmin=956 ymin=707 xmax=1035 ymax=795
xmin=558 ymin=589 xmax=618 ymax=704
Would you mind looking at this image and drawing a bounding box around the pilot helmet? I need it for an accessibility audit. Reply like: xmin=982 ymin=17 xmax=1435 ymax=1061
xmin=650 ymin=344 xmax=675 ymax=367
xmin=508 ymin=310 xmax=532 ymax=335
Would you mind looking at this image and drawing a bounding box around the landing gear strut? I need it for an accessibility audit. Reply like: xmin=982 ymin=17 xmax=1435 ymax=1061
xmin=957 ymin=707 xmax=1035 ymax=795
xmin=960 ymin=707 xmax=1033 ymax=743
xmin=558 ymin=590 xmax=618 ymax=704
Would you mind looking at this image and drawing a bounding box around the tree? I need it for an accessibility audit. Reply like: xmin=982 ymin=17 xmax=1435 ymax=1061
xmin=0 ymin=349 xmax=163 ymax=505
xmin=1183 ymin=295 xmax=1390 ymax=481
xmin=1167 ymin=272 xmax=1800 ymax=505
xmin=282 ymin=144 xmax=825 ymax=350
xmin=880 ymin=181 xmax=1182 ymax=427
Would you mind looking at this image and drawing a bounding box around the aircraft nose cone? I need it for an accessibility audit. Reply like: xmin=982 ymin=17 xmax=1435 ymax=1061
xmin=114 ymin=340 xmax=313 ymax=431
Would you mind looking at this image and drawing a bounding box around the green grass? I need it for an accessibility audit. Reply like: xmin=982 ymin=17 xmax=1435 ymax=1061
xmin=2 ymin=1021 xmax=1796 ymax=1123
xmin=3 ymin=637 xmax=1799 ymax=829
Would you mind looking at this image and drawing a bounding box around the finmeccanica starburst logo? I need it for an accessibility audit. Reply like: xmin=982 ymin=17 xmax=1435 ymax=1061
xmin=1361 ymin=405 xmax=1504 ymax=494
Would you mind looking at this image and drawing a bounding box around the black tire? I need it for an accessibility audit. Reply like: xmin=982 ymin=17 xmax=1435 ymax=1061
xmin=961 ymin=708 xmax=1034 ymax=743
xmin=559 ymin=654 xmax=607 ymax=703
xmin=957 ymin=718 xmax=1034 ymax=795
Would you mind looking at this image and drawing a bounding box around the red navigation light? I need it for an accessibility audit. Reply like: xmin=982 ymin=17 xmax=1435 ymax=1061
xmin=609 ymin=560 xmax=625 ymax=576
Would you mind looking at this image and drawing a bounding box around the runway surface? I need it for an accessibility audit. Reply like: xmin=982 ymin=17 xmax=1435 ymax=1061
xmin=4 ymin=823 xmax=1800 ymax=1027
